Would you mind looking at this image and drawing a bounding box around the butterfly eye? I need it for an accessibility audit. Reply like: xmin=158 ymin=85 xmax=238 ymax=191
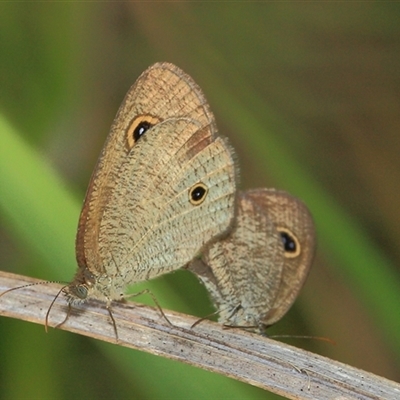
xmin=126 ymin=115 xmax=161 ymax=150
xmin=189 ymin=183 xmax=209 ymax=205
xmin=68 ymin=284 xmax=88 ymax=300
xmin=278 ymin=228 xmax=301 ymax=258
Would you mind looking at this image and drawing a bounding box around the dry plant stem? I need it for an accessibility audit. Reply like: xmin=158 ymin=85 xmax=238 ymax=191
xmin=0 ymin=272 xmax=399 ymax=400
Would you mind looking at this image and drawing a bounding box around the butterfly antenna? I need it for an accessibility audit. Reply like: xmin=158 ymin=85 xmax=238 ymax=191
xmin=45 ymin=285 xmax=68 ymax=332
xmin=0 ymin=280 xmax=66 ymax=298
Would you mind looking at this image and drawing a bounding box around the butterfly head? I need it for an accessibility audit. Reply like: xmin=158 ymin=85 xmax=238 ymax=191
xmin=63 ymin=267 xmax=97 ymax=305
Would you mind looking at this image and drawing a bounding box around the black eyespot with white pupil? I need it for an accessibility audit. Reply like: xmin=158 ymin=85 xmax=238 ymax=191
xmin=278 ymin=228 xmax=301 ymax=258
xmin=192 ymin=186 xmax=206 ymax=201
xmin=126 ymin=115 xmax=161 ymax=150
xmin=133 ymin=121 xmax=152 ymax=142
xmin=280 ymin=231 xmax=296 ymax=253
xmin=189 ymin=183 xmax=208 ymax=205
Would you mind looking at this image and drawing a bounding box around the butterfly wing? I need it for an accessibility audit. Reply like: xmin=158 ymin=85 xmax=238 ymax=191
xmin=189 ymin=191 xmax=284 ymax=329
xmin=74 ymin=63 xmax=237 ymax=300
xmin=246 ymin=189 xmax=315 ymax=326
xmin=189 ymin=188 xmax=315 ymax=331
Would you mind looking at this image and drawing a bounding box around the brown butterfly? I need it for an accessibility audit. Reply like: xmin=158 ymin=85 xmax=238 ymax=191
xmin=67 ymin=62 xmax=238 ymax=308
xmin=188 ymin=188 xmax=315 ymax=332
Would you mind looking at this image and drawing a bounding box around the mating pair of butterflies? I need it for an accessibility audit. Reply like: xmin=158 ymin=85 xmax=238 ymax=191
xmin=69 ymin=62 xmax=315 ymax=333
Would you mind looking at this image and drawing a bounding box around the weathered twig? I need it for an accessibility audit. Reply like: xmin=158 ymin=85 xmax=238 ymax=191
xmin=0 ymin=271 xmax=398 ymax=400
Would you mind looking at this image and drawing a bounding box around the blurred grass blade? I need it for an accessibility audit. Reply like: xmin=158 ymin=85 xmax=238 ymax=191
xmin=0 ymin=113 xmax=77 ymax=277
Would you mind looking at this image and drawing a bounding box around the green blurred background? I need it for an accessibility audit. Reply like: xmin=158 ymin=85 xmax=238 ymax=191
xmin=1 ymin=3 xmax=400 ymax=399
